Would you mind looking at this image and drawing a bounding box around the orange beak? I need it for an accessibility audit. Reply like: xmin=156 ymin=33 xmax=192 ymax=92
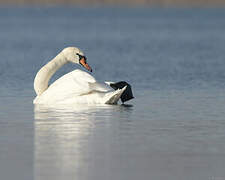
xmin=79 ymin=58 xmax=92 ymax=72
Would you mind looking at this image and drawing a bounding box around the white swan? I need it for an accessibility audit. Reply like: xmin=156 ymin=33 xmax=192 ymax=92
xmin=33 ymin=47 xmax=131 ymax=105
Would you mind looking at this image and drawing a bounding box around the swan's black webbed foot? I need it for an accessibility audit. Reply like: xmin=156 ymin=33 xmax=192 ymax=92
xmin=121 ymin=104 xmax=133 ymax=107
xmin=109 ymin=81 xmax=134 ymax=103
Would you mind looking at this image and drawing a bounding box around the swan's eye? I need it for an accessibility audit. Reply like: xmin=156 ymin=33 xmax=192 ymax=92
xmin=76 ymin=53 xmax=82 ymax=60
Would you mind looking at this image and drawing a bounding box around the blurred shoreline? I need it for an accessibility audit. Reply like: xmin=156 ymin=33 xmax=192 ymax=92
xmin=0 ymin=0 xmax=225 ymax=7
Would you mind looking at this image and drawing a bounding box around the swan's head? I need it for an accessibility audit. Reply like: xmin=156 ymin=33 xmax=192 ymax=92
xmin=62 ymin=47 xmax=92 ymax=72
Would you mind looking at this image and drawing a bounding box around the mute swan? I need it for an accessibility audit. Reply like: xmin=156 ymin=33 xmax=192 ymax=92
xmin=33 ymin=47 xmax=133 ymax=105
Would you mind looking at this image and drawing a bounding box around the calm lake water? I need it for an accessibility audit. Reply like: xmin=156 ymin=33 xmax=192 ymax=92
xmin=0 ymin=7 xmax=225 ymax=180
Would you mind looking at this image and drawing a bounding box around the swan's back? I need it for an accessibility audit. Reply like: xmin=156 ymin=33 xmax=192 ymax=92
xmin=33 ymin=69 xmax=114 ymax=104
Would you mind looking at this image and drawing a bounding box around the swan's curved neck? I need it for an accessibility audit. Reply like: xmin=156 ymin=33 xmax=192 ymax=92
xmin=34 ymin=52 xmax=68 ymax=96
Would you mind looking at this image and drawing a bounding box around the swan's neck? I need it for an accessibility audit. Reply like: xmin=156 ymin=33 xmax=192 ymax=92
xmin=34 ymin=52 xmax=68 ymax=96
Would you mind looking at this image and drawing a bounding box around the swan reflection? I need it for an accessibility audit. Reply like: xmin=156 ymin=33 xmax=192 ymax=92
xmin=34 ymin=104 xmax=133 ymax=180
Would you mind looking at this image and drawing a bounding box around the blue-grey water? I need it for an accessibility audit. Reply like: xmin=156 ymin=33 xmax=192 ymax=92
xmin=0 ymin=7 xmax=225 ymax=180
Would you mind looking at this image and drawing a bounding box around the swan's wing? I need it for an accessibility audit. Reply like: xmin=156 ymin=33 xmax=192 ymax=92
xmin=52 ymin=69 xmax=99 ymax=92
xmin=68 ymin=69 xmax=112 ymax=93
xmin=34 ymin=69 xmax=112 ymax=104
xmin=88 ymin=82 xmax=112 ymax=92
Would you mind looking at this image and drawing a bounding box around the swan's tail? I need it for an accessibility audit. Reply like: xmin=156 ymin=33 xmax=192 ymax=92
xmin=104 ymin=86 xmax=127 ymax=105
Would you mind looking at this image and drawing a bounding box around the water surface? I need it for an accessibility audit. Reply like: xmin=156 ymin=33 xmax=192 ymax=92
xmin=0 ymin=7 xmax=225 ymax=180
